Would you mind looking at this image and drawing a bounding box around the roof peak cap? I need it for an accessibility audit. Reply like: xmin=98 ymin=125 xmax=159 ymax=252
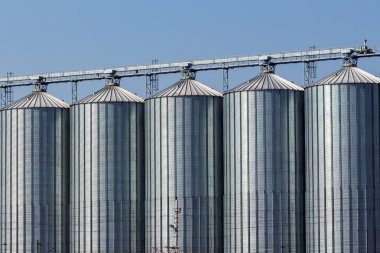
xmin=181 ymin=66 xmax=196 ymax=80
xmin=260 ymin=58 xmax=275 ymax=74
xmin=342 ymin=55 xmax=358 ymax=67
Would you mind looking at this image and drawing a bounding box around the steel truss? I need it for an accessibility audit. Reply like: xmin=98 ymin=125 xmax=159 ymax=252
xmin=0 ymin=45 xmax=378 ymax=90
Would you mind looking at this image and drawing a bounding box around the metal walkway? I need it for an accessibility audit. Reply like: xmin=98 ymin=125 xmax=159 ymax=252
xmin=0 ymin=44 xmax=379 ymax=103
xmin=1 ymin=45 xmax=378 ymax=87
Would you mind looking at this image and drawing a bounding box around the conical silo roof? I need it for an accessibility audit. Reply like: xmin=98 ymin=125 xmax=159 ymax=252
xmin=74 ymin=83 xmax=143 ymax=105
xmin=146 ymin=77 xmax=222 ymax=100
xmin=3 ymin=90 xmax=69 ymax=110
xmin=226 ymin=72 xmax=303 ymax=94
xmin=307 ymin=66 xmax=380 ymax=87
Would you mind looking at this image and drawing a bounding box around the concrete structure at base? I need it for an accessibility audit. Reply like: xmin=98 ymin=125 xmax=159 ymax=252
xmin=70 ymin=80 xmax=145 ymax=252
xmin=145 ymin=74 xmax=224 ymax=252
xmin=0 ymin=87 xmax=70 ymax=253
xmin=305 ymin=62 xmax=380 ymax=252
xmin=223 ymin=68 xmax=305 ymax=252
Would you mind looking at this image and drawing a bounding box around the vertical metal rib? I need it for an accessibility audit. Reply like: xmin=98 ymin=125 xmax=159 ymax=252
xmin=305 ymin=83 xmax=380 ymax=252
xmin=224 ymin=90 xmax=305 ymax=253
xmin=70 ymin=102 xmax=145 ymax=253
xmin=0 ymin=107 xmax=70 ymax=253
xmin=145 ymin=95 xmax=224 ymax=253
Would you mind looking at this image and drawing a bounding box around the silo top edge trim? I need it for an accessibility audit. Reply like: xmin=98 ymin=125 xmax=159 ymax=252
xmin=146 ymin=78 xmax=222 ymax=100
xmin=145 ymin=94 xmax=223 ymax=101
xmin=304 ymin=82 xmax=380 ymax=89
xmin=71 ymin=100 xmax=144 ymax=106
xmin=305 ymin=66 xmax=380 ymax=88
xmin=223 ymin=89 xmax=304 ymax=95
xmin=1 ymin=107 xmax=70 ymax=111
xmin=224 ymin=73 xmax=303 ymax=94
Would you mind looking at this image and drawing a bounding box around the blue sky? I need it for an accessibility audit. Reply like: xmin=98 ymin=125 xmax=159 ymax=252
xmin=0 ymin=0 xmax=379 ymax=102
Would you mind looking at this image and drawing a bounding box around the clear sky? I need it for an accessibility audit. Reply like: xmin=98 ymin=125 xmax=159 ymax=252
xmin=0 ymin=0 xmax=379 ymax=103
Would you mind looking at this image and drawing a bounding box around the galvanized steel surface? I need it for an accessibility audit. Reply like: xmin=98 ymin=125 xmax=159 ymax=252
xmin=147 ymin=78 xmax=222 ymax=99
xmin=145 ymin=78 xmax=223 ymax=253
xmin=227 ymin=72 xmax=303 ymax=92
xmin=307 ymin=66 xmax=380 ymax=87
xmin=75 ymin=84 xmax=144 ymax=104
xmin=70 ymin=85 xmax=145 ymax=253
xmin=305 ymin=67 xmax=380 ymax=252
xmin=4 ymin=90 xmax=70 ymax=109
xmin=0 ymin=91 xmax=70 ymax=253
xmin=224 ymin=75 xmax=305 ymax=253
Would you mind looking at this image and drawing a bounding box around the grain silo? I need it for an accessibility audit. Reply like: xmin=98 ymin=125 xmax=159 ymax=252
xmin=145 ymin=71 xmax=224 ymax=253
xmin=70 ymin=78 xmax=145 ymax=252
xmin=305 ymin=60 xmax=380 ymax=252
xmin=224 ymin=66 xmax=305 ymax=253
xmin=0 ymin=86 xmax=70 ymax=253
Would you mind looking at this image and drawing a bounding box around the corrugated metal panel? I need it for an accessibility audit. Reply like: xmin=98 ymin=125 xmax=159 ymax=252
xmin=224 ymin=83 xmax=305 ymax=252
xmin=0 ymin=92 xmax=70 ymax=253
xmin=307 ymin=66 xmax=380 ymax=87
xmin=74 ymin=84 xmax=143 ymax=104
xmin=70 ymin=88 xmax=145 ymax=253
xmin=305 ymin=67 xmax=380 ymax=252
xmin=4 ymin=90 xmax=69 ymax=109
xmin=226 ymin=72 xmax=303 ymax=93
xmin=145 ymin=79 xmax=223 ymax=253
xmin=146 ymin=77 xmax=222 ymax=99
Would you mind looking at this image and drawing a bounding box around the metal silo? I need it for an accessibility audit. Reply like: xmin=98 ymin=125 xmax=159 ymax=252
xmin=305 ymin=60 xmax=380 ymax=252
xmin=145 ymin=71 xmax=224 ymax=253
xmin=70 ymin=78 xmax=145 ymax=253
xmin=0 ymin=86 xmax=70 ymax=253
xmin=224 ymin=66 xmax=305 ymax=253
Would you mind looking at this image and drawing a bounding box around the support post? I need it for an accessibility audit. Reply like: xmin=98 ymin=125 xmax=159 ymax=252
xmin=146 ymin=73 xmax=159 ymax=97
xmin=304 ymin=46 xmax=317 ymax=86
xmin=1 ymin=88 xmax=6 ymax=108
xmin=151 ymin=59 xmax=159 ymax=93
xmin=72 ymin=81 xmax=78 ymax=103
xmin=146 ymin=75 xmax=152 ymax=98
xmin=5 ymin=86 xmax=13 ymax=106
xmin=146 ymin=59 xmax=159 ymax=97
xmin=223 ymin=68 xmax=229 ymax=91
xmin=1 ymin=72 xmax=14 ymax=107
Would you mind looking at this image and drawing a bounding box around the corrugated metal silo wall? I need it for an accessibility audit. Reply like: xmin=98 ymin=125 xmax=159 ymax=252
xmin=145 ymin=96 xmax=224 ymax=253
xmin=0 ymin=108 xmax=70 ymax=253
xmin=70 ymin=102 xmax=145 ymax=253
xmin=305 ymin=84 xmax=380 ymax=252
xmin=224 ymin=90 xmax=305 ymax=253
